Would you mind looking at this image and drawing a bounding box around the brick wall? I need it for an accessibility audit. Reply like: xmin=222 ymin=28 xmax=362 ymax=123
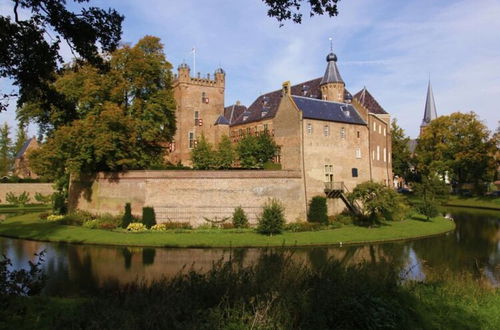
xmin=0 ymin=183 xmax=54 ymax=204
xmin=69 ymin=170 xmax=307 ymax=226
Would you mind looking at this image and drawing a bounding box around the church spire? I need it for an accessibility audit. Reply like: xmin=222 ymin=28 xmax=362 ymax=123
xmin=420 ymin=80 xmax=438 ymax=134
xmin=320 ymin=52 xmax=344 ymax=85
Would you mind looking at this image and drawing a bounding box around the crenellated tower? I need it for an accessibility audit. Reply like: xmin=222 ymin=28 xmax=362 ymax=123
xmin=168 ymin=63 xmax=227 ymax=165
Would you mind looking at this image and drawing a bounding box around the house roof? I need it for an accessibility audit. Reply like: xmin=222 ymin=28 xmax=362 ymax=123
xmin=353 ymin=87 xmax=388 ymax=115
xmin=214 ymin=115 xmax=230 ymax=125
xmin=230 ymin=77 xmax=323 ymax=126
xmin=224 ymin=103 xmax=247 ymax=125
xmin=15 ymin=138 xmax=35 ymax=159
xmin=292 ymin=96 xmax=366 ymax=126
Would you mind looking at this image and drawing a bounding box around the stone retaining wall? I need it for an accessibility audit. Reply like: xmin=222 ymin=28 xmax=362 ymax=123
xmin=69 ymin=170 xmax=307 ymax=226
xmin=0 ymin=183 xmax=54 ymax=204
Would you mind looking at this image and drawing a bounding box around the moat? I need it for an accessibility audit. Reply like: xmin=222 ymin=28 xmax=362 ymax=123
xmin=1 ymin=207 xmax=498 ymax=296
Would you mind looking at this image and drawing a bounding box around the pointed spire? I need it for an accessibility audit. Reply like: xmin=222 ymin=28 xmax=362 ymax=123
xmin=320 ymin=38 xmax=344 ymax=85
xmin=421 ymin=80 xmax=438 ymax=127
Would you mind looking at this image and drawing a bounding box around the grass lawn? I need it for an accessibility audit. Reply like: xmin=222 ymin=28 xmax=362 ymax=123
xmin=444 ymin=195 xmax=500 ymax=210
xmin=0 ymin=212 xmax=455 ymax=248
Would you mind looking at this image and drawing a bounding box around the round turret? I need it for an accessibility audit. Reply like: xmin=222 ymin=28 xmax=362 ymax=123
xmin=344 ymin=90 xmax=353 ymax=103
xmin=215 ymin=67 xmax=225 ymax=74
xmin=326 ymin=52 xmax=337 ymax=62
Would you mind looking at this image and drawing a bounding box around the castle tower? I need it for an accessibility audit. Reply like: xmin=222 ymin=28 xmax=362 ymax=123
xmin=320 ymin=52 xmax=345 ymax=102
xmin=419 ymin=80 xmax=438 ymax=135
xmin=168 ymin=63 xmax=226 ymax=166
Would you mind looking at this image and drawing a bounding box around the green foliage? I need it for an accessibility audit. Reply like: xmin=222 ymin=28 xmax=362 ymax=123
xmin=215 ymin=135 xmax=235 ymax=169
xmin=191 ymin=134 xmax=216 ymax=169
xmin=263 ymin=161 xmax=282 ymax=170
xmin=52 ymin=192 xmax=67 ymax=215
xmin=333 ymin=213 xmax=354 ymax=225
xmin=264 ymin=0 xmax=340 ymax=25
xmin=232 ymin=206 xmax=249 ymax=228
xmin=416 ymin=112 xmax=497 ymax=192
xmin=285 ymin=221 xmax=322 ymax=232
xmin=5 ymin=191 xmax=30 ymax=206
xmin=391 ymin=119 xmax=412 ymax=179
xmin=13 ymin=124 xmax=28 ymax=157
xmin=413 ymin=175 xmax=449 ymax=220
xmin=237 ymin=132 xmax=279 ymax=169
xmin=0 ymin=123 xmax=13 ymax=176
xmin=0 ymin=251 xmax=46 ymax=297
xmin=27 ymin=36 xmax=177 ymax=197
xmin=257 ymin=198 xmax=286 ymax=235
xmin=307 ymin=196 xmax=328 ymax=224
xmin=348 ymin=181 xmax=409 ymax=224
xmin=142 ymin=207 xmax=156 ymax=229
xmin=122 ymin=203 xmax=133 ymax=228
xmin=34 ymin=192 xmax=52 ymax=204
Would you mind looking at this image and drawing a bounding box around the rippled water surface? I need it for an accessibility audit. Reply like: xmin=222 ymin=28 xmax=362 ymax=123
xmin=1 ymin=207 xmax=498 ymax=295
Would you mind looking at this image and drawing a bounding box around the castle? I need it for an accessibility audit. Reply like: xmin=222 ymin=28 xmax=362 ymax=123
xmin=70 ymin=49 xmax=393 ymax=222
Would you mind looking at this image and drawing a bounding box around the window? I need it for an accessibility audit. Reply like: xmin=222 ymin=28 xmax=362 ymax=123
xmin=352 ymin=168 xmax=358 ymax=177
xmin=383 ymin=148 xmax=387 ymax=162
xmin=357 ymin=131 xmax=360 ymax=138
xmin=188 ymin=132 xmax=195 ymax=149
xmin=246 ymin=127 xmax=250 ymax=135
xmin=383 ymin=127 xmax=386 ymax=136
xmin=239 ymin=129 xmax=243 ymax=137
xmin=378 ymin=125 xmax=381 ymax=134
xmin=194 ymin=111 xmax=199 ymax=126
xmin=307 ymin=123 xmax=313 ymax=134
xmin=340 ymin=127 xmax=346 ymax=139
xmin=323 ymin=125 xmax=330 ymax=137
xmin=377 ymin=145 xmax=380 ymax=161
xmin=324 ymin=164 xmax=333 ymax=182
xmin=264 ymin=124 xmax=269 ymax=132
xmin=201 ymin=92 xmax=209 ymax=104
xmin=355 ymin=148 xmax=361 ymax=159
xmin=373 ymin=122 xmax=376 ymax=131
xmin=372 ymin=150 xmax=375 ymax=160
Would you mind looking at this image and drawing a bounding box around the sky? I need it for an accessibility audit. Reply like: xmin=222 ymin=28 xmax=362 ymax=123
xmin=1 ymin=0 xmax=499 ymax=138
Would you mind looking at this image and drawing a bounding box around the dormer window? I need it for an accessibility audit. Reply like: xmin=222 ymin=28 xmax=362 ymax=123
xmin=243 ymin=115 xmax=248 ymax=121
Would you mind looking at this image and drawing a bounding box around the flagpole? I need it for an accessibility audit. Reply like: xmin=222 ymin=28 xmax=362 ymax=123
xmin=192 ymin=47 xmax=196 ymax=76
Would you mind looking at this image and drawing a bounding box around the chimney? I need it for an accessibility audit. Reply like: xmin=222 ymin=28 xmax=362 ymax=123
xmin=282 ymin=81 xmax=291 ymax=96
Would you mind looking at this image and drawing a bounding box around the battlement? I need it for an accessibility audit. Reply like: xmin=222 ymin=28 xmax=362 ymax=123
xmin=175 ymin=64 xmax=225 ymax=87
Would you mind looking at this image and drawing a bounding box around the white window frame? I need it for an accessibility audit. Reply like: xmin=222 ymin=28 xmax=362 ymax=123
xmin=356 ymin=148 xmax=361 ymax=159
xmin=307 ymin=123 xmax=313 ymax=134
xmin=323 ymin=125 xmax=330 ymax=137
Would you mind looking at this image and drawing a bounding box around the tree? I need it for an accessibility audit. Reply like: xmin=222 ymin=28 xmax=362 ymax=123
xmin=413 ymin=175 xmax=449 ymax=221
xmin=257 ymin=198 xmax=286 ymax=235
xmin=191 ymin=134 xmax=216 ymax=169
xmin=122 ymin=203 xmax=133 ymax=228
xmin=391 ymin=119 xmax=412 ymax=179
xmin=0 ymin=123 xmax=13 ymax=176
xmin=13 ymin=123 xmax=28 ymax=156
xmin=307 ymin=196 xmax=328 ymax=224
xmin=416 ymin=112 xmax=496 ymax=193
xmin=348 ymin=181 xmax=408 ymax=224
xmin=237 ymin=132 xmax=278 ymax=169
xmin=215 ymin=135 xmax=235 ymax=169
xmin=232 ymin=206 xmax=249 ymax=228
xmin=28 ymin=36 xmax=176 ymax=193
xmin=262 ymin=0 xmax=340 ymax=25
xmin=0 ymin=0 xmax=123 ymax=113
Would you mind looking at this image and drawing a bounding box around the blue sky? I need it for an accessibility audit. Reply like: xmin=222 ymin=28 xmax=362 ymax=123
xmin=1 ymin=0 xmax=499 ymax=138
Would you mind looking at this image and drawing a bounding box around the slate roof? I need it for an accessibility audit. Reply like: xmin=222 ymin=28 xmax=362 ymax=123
xmin=224 ymin=104 xmax=247 ymax=125
xmin=320 ymin=53 xmax=344 ymax=84
xmin=15 ymin=138 xmax=34 ymax=159
xmin=214 ymin=115 xmax=230 ymax=125
xmin=353 ymin=87 xmax=388 ymax=115
xmin=421 ymin=81 xmax=437 ymax=127
xmin=292 ymin=96 xmax=366 ymax=126
xmin=230 ymin=78 xmax=323 ymax=126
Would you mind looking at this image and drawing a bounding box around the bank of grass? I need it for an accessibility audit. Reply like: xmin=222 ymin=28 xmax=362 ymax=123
xmin=444 ymin=195 xmax=500 ymax=210
xmin=0 ymin=204 xmax=51 ymax=213
xmin=0 ymin=212 xmax=455 ymax=248
xmin=1 ymin=254 xmax=498 ymax=329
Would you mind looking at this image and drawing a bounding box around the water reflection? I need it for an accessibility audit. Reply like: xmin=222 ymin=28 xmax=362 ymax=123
xmin=0 ymin=208 xmax=498 ymax=296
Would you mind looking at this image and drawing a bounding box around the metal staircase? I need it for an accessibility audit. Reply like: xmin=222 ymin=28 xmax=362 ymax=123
xmin=324 ymin=182 xmax=360 ymax=215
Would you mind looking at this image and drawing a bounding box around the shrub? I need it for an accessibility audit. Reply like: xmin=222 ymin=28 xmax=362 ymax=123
xmin=5 ymin=191 xmax=30 ymax=206
xmin=334 ymin=214 xmax=354 ymax=225
xmin=46 ymin=214 xmax=64 ymax=222
xmin=307 ymin=196 xmax=328 ymax=224
xmin=142 ymin=207 xmax=156 ymax=229
xmin=263 ymin=161 xmax=282 ymax=170
xmin=60 ymin=210 xmax=95 ymax=226
xmin=221 ymin=222 xmax=234 ymax=229
xmin=257 ymin=198 xmax=285 ymax=235
xmin=162 ymin=222 xmax=193 ymax=230
xmin=151 ymin=223 xmax=167 ymax=231
xmin=38 ymin=212 xmax=50 ymax=220
xmin=34 ymin=192 xmax=52 ymax=204
xmin=98 ymin=213 xmax=121 ymax=228
xmin=232 ymin=206 xmax=248 ymax=228
xmin=98 ymin=222 xmax=117 ymax=230
xmin=52 ymin=192 xmax=67 ymax=215
xmin=285 ymin=221 xmax=321 ymax=232
xmin=83 ymin=219 xmax=99 ymax=229
xmin=122 ymin=203 xmax=133 ymax=228
xmin=127 ymin=222 xmax=147 ymax=232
